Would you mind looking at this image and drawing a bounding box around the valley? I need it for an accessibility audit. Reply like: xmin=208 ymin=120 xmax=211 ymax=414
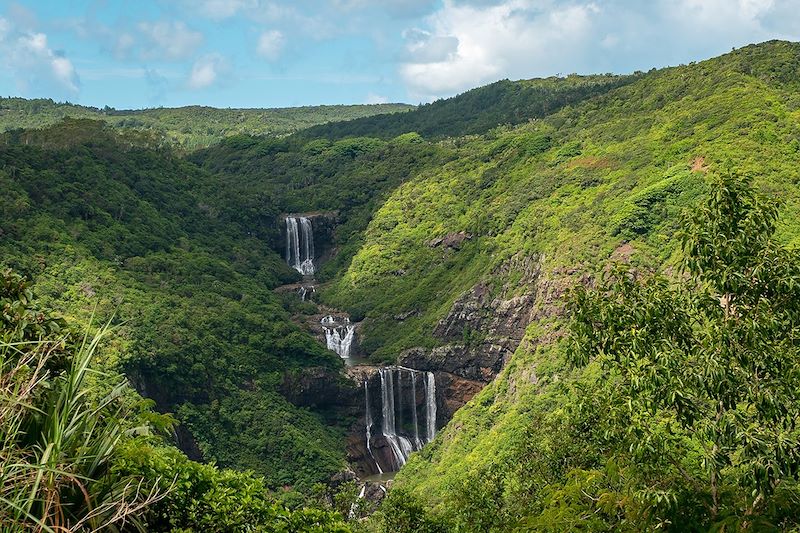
xmin=2 ymin=39 xmax=800 ymax=531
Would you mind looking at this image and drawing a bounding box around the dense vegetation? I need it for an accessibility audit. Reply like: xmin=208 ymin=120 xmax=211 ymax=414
xmin=4 ymin=38 xmax=800 ymax=531
xmin=0 ymin=97 xmax=411 ymax=149
xmin=300 ymin=74 xmax=635 ymax=140
xmin=0 ymin=119 xmax=351 ymax=494
xmin=0 ymin=269 xmax=350 ymax=531
xmin=372 ymin=41 xmax=800 ymax=530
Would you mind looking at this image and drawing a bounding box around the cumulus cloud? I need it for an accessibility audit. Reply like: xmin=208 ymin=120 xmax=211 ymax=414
xmin=398 ymin=0 xmax=800 ymax=101
xmin=137 ymin=21 xmax=203 ymax=61
xmin=187 ymin=53 xmax=230 ymax=89
xmin=256 ymin=29 xmax=285 ymax=61
xmin=400 ymin=0 xmax=599 ymax=100
xmin=0 ymin=18 xmax=79 ymax=97
xmin=365 ymin=92 xmax=389 ymax=104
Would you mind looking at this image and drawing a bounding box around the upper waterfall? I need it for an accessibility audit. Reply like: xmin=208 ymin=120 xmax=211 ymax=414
xmin=285 ymin=216 xmax=315 ymax=275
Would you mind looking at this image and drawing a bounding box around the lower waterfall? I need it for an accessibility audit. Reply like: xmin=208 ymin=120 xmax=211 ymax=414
xmin=367 ymin=366 xmax=438 ymax=472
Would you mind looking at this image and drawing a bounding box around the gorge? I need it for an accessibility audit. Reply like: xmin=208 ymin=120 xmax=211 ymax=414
xmin=281 ymin=215 xmax=446 ymax=480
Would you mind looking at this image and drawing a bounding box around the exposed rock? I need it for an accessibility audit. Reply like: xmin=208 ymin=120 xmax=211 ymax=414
xmin=436 ymin=372 xmax=486 ymax=421
xmin=280 ymin=366 xmax=359 ymax=408
xmin=393 ymin=310 xmax=417 ymax=321
xmin=330 ymin=468 xmax=358 ymax=489
xmin=427 ymin=231 xmax=473 ymax=250
xmin=390 ymin=253 xmax=545 ymax=426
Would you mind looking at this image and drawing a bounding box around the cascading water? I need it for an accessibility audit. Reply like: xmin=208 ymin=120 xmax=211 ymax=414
xmin=298 ymin=285 xmax=315 ymax=301
xmin=368 ymin=366 xmax=438 ymax=472
xmin=425 ymin=372 xmax=437 ymax=443
xmin=285 ymin=216 xmax=315 ymax=275
xmin=321 ymin=315 xmax=356 ymax=359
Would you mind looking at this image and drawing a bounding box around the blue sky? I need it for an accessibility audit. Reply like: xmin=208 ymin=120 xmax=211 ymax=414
xmin=1 ymin=0 xmax=799 ymax=109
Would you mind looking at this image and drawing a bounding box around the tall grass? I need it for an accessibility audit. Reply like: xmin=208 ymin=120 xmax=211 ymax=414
xmin=0 ymin=323 xmax=164 ymax=532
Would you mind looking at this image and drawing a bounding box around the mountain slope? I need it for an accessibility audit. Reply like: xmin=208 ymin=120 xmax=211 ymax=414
xmin=348 ymin=40 xmax=800 ymax=529
xmin=299 ymin=74 xmax=636 ymax=140
xmin=0 ymin=119 xmax=350 ymax=492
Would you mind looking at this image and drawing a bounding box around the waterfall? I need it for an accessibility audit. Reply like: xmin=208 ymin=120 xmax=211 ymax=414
xmin=298 ymin=285 xmax=315 ymax=301
xmin=368 ymin=366 xmax=438 ymax=472
xmin=425 ymin=372 xmax=437 ymax=443
xmin=410 ymin=370 xmax=422 ymax=448
xmin=365 ymin=381 xmax=382 ymax=474
xmin=379 ymin=368 xmax=414 ymax=470
xmin=321 ymin=315 xmax=355 ymax=359
xmin=285 ymin=216 xmax=315 ymax=275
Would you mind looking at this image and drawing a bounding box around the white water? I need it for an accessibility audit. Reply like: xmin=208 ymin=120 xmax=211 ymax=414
xmin=321 ymin=315 xmax=356 ymax=359
xmin=285 ymin=216 xmax=315 ymax=275
xmin=425 ymin=371 xmax=437 ymax=443
xmin=298 ymin=286 xmax=315 ymax=301
xmin=371 ymin=367 xmax=438 ymax=471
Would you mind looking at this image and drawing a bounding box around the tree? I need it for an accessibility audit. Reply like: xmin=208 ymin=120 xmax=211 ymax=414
xmin=568 ymin=172 xmax=800 ymax=528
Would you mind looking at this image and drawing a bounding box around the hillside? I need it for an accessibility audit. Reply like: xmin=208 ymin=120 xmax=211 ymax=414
xmin=0 ymin=97 xmax=412 ymax=149
xmin=3 ymin=39 xmax=800 ymax=531
xmin=299 ymin=74 xmax=636 ymax=140
xmin=343 ymin=40 xmax=800 ymax=529
xmin=0 ymin=119 xmax=351 ymax=494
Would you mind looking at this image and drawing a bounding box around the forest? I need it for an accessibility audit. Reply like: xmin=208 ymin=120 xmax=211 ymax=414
xmin=2 ymin=40 xmax=800 ymax=531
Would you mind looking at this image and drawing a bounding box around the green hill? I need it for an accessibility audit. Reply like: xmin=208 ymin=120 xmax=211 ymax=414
xmin=197 ymin=39 xmax=800 ymax=529
xmin=0 ymin=97 xmax=412 ymax=149
xmin=299 ymin=74 xmax=636 ymax=140
xmin=3 ymin=39 xmax=800 ymax=531
xmin=336 ymin=40 xmax=800 ymax=530
xmin=0 ymin=118 xmax=350 ymax=494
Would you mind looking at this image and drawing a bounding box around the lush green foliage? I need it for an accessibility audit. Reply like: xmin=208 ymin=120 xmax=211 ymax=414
xmin=378 ymin=41 xmax=800 ymax=531
xmin=0 ymin=98 xmax=411 ymax=150
xmin=300 ymin=75 xmax=635 ymax=140
xmin=115 ymin=442 xmax=350 ymax=532
xmin=566 ymin=174 xmax=800 ymax=529
xmin=6 ymin=38 xmax=800 ymax=532
xmin=0 ymin=270 xmax=156 ymax=531
xmin=0 ymin=120 xmax=349 ymax=491
xmin=0 ymin=269 xmax=351 ymax=532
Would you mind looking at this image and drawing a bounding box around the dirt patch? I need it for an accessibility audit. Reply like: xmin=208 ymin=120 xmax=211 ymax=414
xmin=690 ymin=156 xmax=708 ymax=173
xmin=610 ymin=242 xmax=635 ymax=263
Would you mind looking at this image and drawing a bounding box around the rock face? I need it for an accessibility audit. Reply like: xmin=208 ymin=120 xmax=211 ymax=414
xmin=399 ymin=253 xmax=543 ymax=417
xmin=427 ymin=231 xmax=473 ymax=250
xmin=280 ymin=366 xmax=359 ymax=408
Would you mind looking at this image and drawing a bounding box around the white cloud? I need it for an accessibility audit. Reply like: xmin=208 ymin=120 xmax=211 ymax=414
xmin=187 ymin=53 xmax=229 ymax=89
xmin=1 ymin=25 xmax=80 ymax=95
xmin=137 ymin=20 xmax=203 ymax=61
xmin=400 ymin=0 xmax=599 ymax=100
xmin=256 ymin=29 xmax=285 ymax=61
xmin=365 ymin=92 xmax=389 ymax=104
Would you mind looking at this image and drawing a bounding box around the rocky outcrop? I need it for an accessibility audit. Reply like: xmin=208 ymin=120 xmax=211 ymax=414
xmin=280 ymin=366 xmax=359 ymax=408
xmin=397 ymin=253 xmax=543 ymax=419
xmin=427 ymin=231 xmax=473 ymax=250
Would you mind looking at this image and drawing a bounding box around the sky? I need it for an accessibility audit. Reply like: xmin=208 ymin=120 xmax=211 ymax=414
xmin=1 ymin=0 xmax=799 ymax=109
